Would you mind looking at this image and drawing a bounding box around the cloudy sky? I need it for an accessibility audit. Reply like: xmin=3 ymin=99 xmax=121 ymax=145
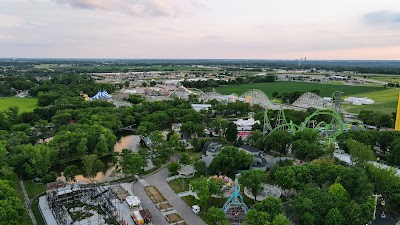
xmin=1 ymin=0 xmax=400 ymax=59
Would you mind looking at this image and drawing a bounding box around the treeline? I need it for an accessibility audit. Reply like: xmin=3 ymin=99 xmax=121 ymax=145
xmin=271 ymin=90 xmax=321 ymax=104
xmin=337 ymin=130 xmax=400 ymax=166
xmin=0 ymin=75 xmax=37 ymax=96
xmin=269 ymin=160 xmax=400 ymax=224
xmin=29 ymin=74 xmax=115 ymax=106
xmin=181 ymin=75 xmax=276 ymax=89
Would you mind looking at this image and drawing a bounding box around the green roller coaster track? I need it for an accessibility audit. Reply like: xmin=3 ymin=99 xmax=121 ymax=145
xmin=264 ymin=91 xmax=359 ymax=142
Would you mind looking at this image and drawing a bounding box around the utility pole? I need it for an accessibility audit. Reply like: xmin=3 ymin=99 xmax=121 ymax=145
xmin=372 ymin=194 xmax=382 ymax=220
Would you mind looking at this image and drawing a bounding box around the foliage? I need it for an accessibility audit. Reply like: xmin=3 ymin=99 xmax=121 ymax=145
xmin=239 ymin=170 xmax=267 ymax=201
xmin=118 ymin=149 xmax=145 ymax=177
xmin=225 ymin=122 xmax=237 ymax=143
xmin=388 ymin=139 xmax=400 ymax=166
xmin=82 ymin=154 xmax=105 ymax=179
xmin=346 ymin=139 xmax=375 ymax=167
xmin=245 ymin=209 xmax=270 ymax=225
xmin=190 ymin=176 xmax=224 ymax=210
xmin=0 ymin=180 xmax=24 ymax=225
xmin=264 ymin=130 xmax=292 ymax=155
xmin=194 ymin=160 xmax=207 ymax=176
xmin=123 ymin=94 xmax=145 ymax=104
xmin=208 ymin=146 xmax=253 ymax=177
xmin=168 ymin=162 xmax=181 ymax=176
xmin=63 ymin=165 xmax=79 ymax=182
xmin=253 ymin=196 xmax=284 ymax=219
xmin=205 ymin=206 xmax=228 ymax=225
xmin=271 ymin=214 xmax=294 ymax=225
xmin=50 ymin=124 xmax=116 ymax=162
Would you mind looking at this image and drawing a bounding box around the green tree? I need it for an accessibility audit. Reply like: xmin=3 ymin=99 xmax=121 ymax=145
xmin=324 ymin=208 xmax=345 ymax=225
xmin=264 ymin=130 xmax=292 ymax=155
xmin=208 ymin=146 xmax=253 ymax=176
xmin=271 ymin=213 xmax=293 ymax=225
xmin=0 ymin=180 xmax=24 ymax=225
xmin=246 ymin=130 xmax=265 ymax=150
xmin=82 ymin=154 xmax=105 ymax=179
xmin=194 ymin=160 xmax=207 ymax=176
xmin=119 ymin=149 xmax=145 ymax=177
xmin=347 ymin=139 xmax=375 ymax=167
xmin=206 ymin=206 xmax=228 ymax=225
xmin=63 ymin=165 xmax=79 ymax=182
xmin=225 ymin=122 xmax=237 ymax=142
xmin=239 ymin=170 xmax=267 ymax=201
xmin=388 ymin=139 xmax=400 ymax=166
xmin=328 ymin=181 xmax=348 ymax=208
xmin=245 ymin=209 xmax=271 ymax=225
xmin=169 ymin=132 xmax=181 ymax=150
xmin=210 ymin=116 xmax=229 ymax=137
xmin=253 ymin=196 xmax=284 ymax=219
xmin=168 ymin=162 xmax=181 ymax=176
xmin=124 ymin=80 xmax=130 ymax=88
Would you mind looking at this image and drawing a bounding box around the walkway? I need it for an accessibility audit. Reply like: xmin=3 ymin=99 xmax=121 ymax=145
xmin=19 ymin=180 xmax=37 ymax=225
xmin=144 ymin=168 xmax=207 ymax=225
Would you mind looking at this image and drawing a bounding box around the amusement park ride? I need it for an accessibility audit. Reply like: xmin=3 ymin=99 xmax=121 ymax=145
xmin=259 ymin=90 xmax=352 ymax=142
xmin=222 ymin=174 xmax=249 ymax=224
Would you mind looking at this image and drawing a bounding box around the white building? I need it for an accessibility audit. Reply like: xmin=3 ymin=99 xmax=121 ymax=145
xmin=191 ymin=104 xmax=212 ymax=112
xmin=234 ymin=117 xmax=260 ymax=140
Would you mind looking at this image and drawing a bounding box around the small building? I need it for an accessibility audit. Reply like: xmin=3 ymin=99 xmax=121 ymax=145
xmin=178 ymin=165 xmax=196 ymax=178
xmin=234 ymin=117 xmax=260 ymax=140
xmin=240 ymin=145 xmax=268 ymax=171
xmin=191 ymin=104 xmax=212 ymax=112
xmin=126 ymin=195 xmax=141 ymax=209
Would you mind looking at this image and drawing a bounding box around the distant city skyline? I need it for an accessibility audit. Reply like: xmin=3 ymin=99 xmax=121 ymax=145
xmin=1 ymin=0 xmax=400 ymax=59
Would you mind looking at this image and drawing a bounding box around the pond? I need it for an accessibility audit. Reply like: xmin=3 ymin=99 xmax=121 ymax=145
xmin=56 ymin=135 xmax=144 ymax=183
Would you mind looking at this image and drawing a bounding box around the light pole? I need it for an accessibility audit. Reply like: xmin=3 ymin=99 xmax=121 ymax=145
xmin=372 ymin=194 xmax=382 ymax=220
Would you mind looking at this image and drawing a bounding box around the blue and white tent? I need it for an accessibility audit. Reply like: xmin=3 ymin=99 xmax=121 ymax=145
xmin=90 ymin=90 xmax=112 ymax=100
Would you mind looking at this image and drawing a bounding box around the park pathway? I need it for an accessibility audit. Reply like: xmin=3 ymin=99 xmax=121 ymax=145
xmin=19 ymin=179 xmax=37 ymax=225
xmin=144 ymin=168 xmax=207 ymax=225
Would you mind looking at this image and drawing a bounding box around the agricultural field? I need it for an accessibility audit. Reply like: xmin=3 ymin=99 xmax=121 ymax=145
xmin=0 ymin=97 xmax=38 ymax=113
xmin=215 ymin=81 xmax=385 ymax=98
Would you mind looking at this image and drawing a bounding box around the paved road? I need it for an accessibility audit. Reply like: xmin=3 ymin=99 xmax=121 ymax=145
xmin=144 ymin=168 xmax=207 ymax=225
xmin=132 ymin=181 xmax=170 ymax=225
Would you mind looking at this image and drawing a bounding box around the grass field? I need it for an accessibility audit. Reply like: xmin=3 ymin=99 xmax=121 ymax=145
xmin=0 ymin=97 xmax=38 ymax=113
xmin=343 ymin=88 xmax=399 ymax=114
xmin=23 ymin=180 xmax=45 ymax=199
xmin=215 ymin=81 xmax=384 ymax=98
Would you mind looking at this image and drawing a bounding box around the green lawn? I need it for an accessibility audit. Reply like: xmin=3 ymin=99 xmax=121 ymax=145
xmin=169 ymin=179 xmax=191 ymax=193
xmin=14 ymin=182 xmax=33 ymax=225
xmin=23 ymin=180 xmax=45 ymax=199
xmin=215 ymin=81 xmax=384 ymax=98
xmin=343 ymin=88 xmax=399 ymax=114
xmin=0 ymin=97 xmax=39 ymax=113
xmin=31 ymin=196 xmax=46 ymax=225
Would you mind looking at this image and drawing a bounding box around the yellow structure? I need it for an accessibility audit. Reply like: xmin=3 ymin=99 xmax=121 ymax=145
xmin=395 ymin=93 xmax=400 ymax=131
xmin=82 ymin=94 xmax=89 ymax=101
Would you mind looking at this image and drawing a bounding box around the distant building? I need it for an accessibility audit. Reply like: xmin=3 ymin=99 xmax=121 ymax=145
xmin=191 ymin=104 xmax=212 ymax=112
xmin=234 ymin=116 xmax=260 ymax=140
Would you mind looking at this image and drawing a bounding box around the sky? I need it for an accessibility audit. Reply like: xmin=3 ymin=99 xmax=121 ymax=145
xmin=1 ymin=0 xmax=400 ymax=59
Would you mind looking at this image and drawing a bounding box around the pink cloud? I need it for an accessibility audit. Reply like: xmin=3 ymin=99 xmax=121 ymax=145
xmin=52 ymin=0 xmax=200 ymax=17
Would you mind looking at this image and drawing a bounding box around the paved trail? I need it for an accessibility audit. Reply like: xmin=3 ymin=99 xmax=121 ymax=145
xmin=19 ymin=180 xmax=37 ymax=225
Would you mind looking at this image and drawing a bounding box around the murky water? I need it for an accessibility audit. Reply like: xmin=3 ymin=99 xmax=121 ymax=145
xmin=56 ymin=135 xmax=143 ymax=182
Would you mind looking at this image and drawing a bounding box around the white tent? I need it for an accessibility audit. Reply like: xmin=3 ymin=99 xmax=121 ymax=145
xmin=344 ymin=97 xmax=374 ymax=105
